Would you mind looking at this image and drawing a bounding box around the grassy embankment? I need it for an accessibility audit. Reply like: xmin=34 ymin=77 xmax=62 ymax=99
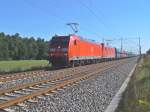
xmin=0 ymin=60 xmax=50 ymax=74
xmin=116 ymin=55 xmax=150 ymax=112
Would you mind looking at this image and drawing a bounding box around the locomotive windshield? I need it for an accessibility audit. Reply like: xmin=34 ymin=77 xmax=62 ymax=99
xmin=50 ymin=36 xmax=70 ymax=47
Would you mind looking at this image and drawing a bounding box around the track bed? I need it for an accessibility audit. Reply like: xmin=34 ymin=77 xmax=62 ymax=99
xmin=0 ymin=57 xmax=138 ymax=112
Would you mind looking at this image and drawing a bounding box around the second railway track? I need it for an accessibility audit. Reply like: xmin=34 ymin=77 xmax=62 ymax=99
xmin=0 ymin=62 xmax=109 ymax=83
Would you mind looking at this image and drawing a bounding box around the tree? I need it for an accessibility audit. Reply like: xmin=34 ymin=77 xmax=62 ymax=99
xmin=0 ymin=33 xmax=9 ymax=60
xmin=26 ymin=37 xmax=38 ymax=59
xmin=36 ymin=38 xmax=48 ymax=60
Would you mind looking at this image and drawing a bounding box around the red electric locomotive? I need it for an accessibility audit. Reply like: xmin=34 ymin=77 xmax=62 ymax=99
xmin=49 ymin=34 xmax=116 ymax=67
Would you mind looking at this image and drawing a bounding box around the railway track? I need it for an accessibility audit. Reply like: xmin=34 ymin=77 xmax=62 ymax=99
xmin=0 ymin=61 xmax=116 ymax=93
xmin=0 ymin=61 xmax=118 ymax=91
xmin=0 ymin=59 xmax=126 ymax=111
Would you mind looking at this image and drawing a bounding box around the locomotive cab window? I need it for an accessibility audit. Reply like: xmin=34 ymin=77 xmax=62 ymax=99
xmin=50 ymin=36 xmax=70 ymax=47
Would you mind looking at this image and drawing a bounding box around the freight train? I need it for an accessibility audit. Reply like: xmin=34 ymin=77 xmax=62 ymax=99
xmin=48 ymin=34 xmax=135 ymax=67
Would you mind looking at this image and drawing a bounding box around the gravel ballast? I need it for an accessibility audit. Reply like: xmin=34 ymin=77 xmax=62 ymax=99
xmin=8 ymin=57 xmax=138 ymax=112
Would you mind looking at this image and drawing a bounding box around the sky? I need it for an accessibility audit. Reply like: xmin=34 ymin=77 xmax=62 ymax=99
xmin=0 ymin=0 xmax=149 ymax=53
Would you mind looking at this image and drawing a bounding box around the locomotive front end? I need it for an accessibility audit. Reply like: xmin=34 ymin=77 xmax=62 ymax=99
xmin=49 ymin=35 xmax=70 ymax=66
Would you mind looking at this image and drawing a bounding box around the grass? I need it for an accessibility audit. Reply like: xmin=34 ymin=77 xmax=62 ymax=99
xmin=116 ymin=55 xmax=150 ymax=112
xmin=0 ymin=60 xmax=50 ymax=74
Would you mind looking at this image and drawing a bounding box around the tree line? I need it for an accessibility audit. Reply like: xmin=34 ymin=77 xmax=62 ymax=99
xmin=0 ymin=32 xmax=49 ymax=60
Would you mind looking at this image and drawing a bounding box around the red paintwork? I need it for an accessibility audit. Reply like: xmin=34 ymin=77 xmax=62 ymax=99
xmin=68 ymin=35 xmax=103 ymax=60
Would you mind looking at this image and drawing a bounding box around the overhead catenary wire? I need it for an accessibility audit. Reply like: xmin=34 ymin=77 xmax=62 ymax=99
xmin=87 ymin=0 xmax=108 ymax=23
xmin=77 ymin=0 xmax=115 ymax=35
xmin=108 ymin=37 xmax=140 ymax=54
xmin=78 ymin=0 xmax=140 ymax=53
xmin=22 ymin=0 xmax=104 ymax=41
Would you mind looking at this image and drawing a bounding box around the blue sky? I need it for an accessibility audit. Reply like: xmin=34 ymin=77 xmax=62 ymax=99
xmin=0 ymin=0 xmax=149 ymax=53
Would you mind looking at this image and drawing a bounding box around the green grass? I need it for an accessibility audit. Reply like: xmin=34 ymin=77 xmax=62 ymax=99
xmin=0 ymin=60 xmax=50 ymax=74
xmin=116 ymin=55 xmax=150 ymax=112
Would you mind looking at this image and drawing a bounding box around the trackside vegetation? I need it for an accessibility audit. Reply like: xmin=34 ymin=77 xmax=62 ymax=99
xmin=0 ymin=32 xmax=49 ymax=60
xmin=0 ymin=60 xmax=50 ymax=74
xmin=116 ymin=55 xmax=150 ymax=112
